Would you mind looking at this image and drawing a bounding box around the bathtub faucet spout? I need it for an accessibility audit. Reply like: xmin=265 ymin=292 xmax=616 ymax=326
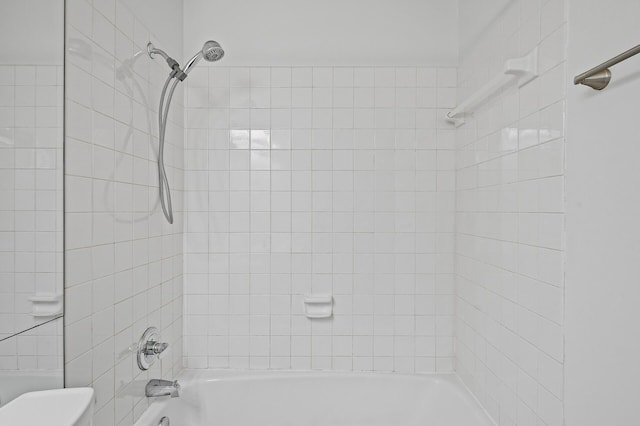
xmin=145 ymin=379 xmax=180 ymax=398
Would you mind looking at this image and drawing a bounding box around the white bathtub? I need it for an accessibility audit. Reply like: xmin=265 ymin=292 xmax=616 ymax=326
xmin=135 ymin=370 xmax=495 ymax=426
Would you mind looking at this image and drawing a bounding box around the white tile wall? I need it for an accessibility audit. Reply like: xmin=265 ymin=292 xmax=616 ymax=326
xmin=455 ymin=0 xmax=566 ymax=425
xmin=0 ymin=317 xmax=63 ymax=372
xmin=183 ymin=65 xmax=457 ymax=373
xmin=64 ymin=0 xmax=184 ymax=425
xmin=0 ymin=64 xmax=63 ymax=344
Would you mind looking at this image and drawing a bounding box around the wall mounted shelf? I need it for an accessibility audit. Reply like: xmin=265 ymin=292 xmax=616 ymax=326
xmin=28 ymin=294 xmax=62 ymax=318
xmin=303 ymin=294 xmax=333 ymax=319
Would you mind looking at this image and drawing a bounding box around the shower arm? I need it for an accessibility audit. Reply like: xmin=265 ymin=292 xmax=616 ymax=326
xmin=147 ymin=42 xmax=187 ymax=80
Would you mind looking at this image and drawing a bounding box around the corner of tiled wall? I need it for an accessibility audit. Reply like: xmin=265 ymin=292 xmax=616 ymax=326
xmin=455 ymin=0 xmax=566 ymax=425
xmin=64 ymin=0 xmax=185 ymax=424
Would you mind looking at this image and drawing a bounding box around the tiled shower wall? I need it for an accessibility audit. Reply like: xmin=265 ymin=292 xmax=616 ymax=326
xmin=455 ymin=0 xmax=566 ymax=425
xmin=64 ymin=0 xmax=184 ymax=425
xmin=183 ymin=66 xmax=456 ymax=372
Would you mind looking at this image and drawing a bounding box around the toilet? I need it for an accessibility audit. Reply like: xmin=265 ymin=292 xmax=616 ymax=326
xmin=0 ymin=388 xmax=94 ymax=426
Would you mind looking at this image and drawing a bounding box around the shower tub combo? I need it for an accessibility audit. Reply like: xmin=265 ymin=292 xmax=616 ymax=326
xmin=138 ymin=37 xmax=494 ymax=426
xmin=135 ymin=370 xmax=495 ymax=426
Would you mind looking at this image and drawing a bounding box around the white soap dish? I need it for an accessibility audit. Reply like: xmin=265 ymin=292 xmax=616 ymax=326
xmin=29 ymin=294 xmax=63 ymax=318
xmin=303 ymin=294 xmax=333 ymax=319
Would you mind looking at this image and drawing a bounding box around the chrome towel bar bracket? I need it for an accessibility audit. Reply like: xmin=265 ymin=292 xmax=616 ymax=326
xmin=574 ymin=43 xmax=640 ymax=90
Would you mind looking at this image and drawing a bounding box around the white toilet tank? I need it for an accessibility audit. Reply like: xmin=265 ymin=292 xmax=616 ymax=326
xmin=0 ymin=387 xmax=94 ymax=426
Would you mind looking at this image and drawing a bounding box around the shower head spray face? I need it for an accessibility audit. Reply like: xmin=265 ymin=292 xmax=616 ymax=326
xmin=182 ymin=40 xmax=225 ymax=76
xmin=202 ymin=40 xmax=225 ymax=62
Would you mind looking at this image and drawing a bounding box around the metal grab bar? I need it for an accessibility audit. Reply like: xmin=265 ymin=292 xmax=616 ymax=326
xmin=574 ymin=43 xmax=640 ymax=90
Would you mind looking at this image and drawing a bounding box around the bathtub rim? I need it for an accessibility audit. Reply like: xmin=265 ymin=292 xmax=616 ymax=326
xmin=151 ymin=369 xmax=496 ymax=426
xmin=179 ymin=368 xmax=475 ymax=387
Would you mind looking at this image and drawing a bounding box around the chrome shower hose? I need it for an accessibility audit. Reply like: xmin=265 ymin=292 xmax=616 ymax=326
xmin=157 ymin=74 xmax=179 ymax=224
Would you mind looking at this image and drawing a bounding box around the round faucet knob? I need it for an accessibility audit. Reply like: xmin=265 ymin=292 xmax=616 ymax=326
xmin=137 ymin=327 xmax=169 ymax=370
xmin=144 ymin=341 xmax=168 ymax=356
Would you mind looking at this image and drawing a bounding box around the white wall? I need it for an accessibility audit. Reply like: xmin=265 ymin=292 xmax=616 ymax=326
xmin=183 ymin=0 xmax=458 ymax=66
xmin=0 ymin=63 xmax=64 ymax=345
xmin=182 ymin=64 xmax=457 ymax=372
xmin=565 ymin=1 xmax=640 ymax=425
xmin=119 ymin=0 xmax=184 ymax=59
xmin=0 ymin=0 xmax=63 ymax=65
xmin=0 ymin=0 xmax=65 ymax=392
xmin=455 ymin=0 xmax=566 ymax=424
xmin=64 ymin=0 xmax=185 ymax=424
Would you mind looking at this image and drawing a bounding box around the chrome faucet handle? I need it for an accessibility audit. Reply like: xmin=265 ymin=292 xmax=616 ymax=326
xmin=137 ymin=327 xmax=169 ymax=370
xmin=144 ymin=341 xmax=169 ymax=356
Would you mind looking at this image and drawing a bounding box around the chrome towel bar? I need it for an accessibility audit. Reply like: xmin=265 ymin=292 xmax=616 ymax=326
xmin=574 ymin=43 xmax=640 ymax=90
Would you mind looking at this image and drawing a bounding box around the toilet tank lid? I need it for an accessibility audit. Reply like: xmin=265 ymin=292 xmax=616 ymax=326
xmin=0 ymin=387 xmax=94 ymax=426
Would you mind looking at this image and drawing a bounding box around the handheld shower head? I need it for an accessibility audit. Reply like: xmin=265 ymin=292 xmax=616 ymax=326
xmin=202 ymin=40 xmax=225 ymax=62
xmin=183 ymin=40 xmax=225 ymax=75
xmin=150 ymin=38 xmax=225 ymax=224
